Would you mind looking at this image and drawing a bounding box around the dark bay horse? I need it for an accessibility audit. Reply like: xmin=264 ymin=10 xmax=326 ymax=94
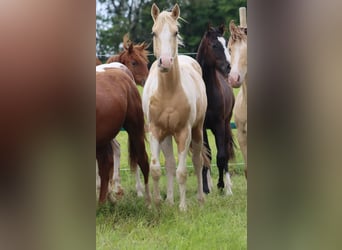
xmin=106 ymin=34 xmax=149 ymax=86
xmin=196 ymin=24 xmax=235 ymax=195
xmin=96 ymin=63 xmax=151 ymax=205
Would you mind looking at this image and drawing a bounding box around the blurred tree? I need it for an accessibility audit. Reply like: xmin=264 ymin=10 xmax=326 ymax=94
xmin=96 ymin=0 xmax=247 ymax=61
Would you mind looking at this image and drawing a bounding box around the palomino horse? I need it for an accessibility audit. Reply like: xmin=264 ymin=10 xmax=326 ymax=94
xmin=228 ymin=20 xmax=247 ymax=178
xmin=96 ymin=36 xmax=150 ymax=201
xmin=143 ymin=3 xmax=209 ymax=211
xmin=197 ymin=24 xmax=235 ymax=195
xmin=96 ymin=62 xmax=151 ymax=205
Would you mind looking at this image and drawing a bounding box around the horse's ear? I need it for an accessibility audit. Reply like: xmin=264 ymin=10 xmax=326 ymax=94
xmin=229 ymin=20 xmax=237 ymax=40
xmin=151 ymin=3 xmax=160 ymax=21
xmin=123 ymin=33 xmax=132 ymax=50
xmin=171 ymin=3 xmax=180 ymax=20
xmin=128 ymin=43 xmax=133 ymax=53
xmin=219 ymin=24 xmax=226 ymax=36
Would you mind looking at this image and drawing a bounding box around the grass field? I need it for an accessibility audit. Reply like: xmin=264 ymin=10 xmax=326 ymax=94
xmin=96 ymin=86 xmax=247 ymax=250
xmin=96 ymin=131 xmax=247 ymax=250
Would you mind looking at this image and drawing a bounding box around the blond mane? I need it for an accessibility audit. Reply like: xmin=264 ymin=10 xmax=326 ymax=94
xmin=229 ymin=20 xmax=247 ymax=42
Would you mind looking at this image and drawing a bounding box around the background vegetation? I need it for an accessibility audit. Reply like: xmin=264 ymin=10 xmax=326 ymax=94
xmin=96 ymin=0 xmax=247 ymax=62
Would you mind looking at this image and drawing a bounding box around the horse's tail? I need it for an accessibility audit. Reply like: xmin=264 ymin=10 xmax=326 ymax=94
xmin=125 ymin=86 xmax=149 ymax=176
xmin=202 ymin=144 xmax=211 ymax=168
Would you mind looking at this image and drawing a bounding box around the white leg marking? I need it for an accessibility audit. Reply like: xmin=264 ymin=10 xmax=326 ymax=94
xmin=225 ymin=171 xmax=233 ymax=195
xmin=150 ymin=134 xmax=162 ymax=204
xmin=135 ymin=169 xmax=144 ymax=197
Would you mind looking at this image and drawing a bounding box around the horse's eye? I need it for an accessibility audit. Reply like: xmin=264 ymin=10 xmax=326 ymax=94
xmin=131 ymin=61 xmax=137 ymax=66
xmin=212 ymin=44 xmax=217 ymax=49
xmin=175 ymin=31 xmax=178 ymax=36
xmin=229 ymin=48 xmax=232 ymax=54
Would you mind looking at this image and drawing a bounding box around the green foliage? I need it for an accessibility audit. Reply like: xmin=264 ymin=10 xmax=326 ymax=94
xmin=96 ymin=0 xmax=247 ymax=59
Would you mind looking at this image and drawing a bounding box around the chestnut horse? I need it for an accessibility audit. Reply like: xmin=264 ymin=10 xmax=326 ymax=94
xmin=106 ymin=34 xmax=149 ymax=86
xmin=96 ymin=62 xmax=151 ymax=205
xmin=196 ymin=24 xmax=235 ymax=195
xmin=96 ymin=36 xmax=150 ymax=201
xmin=228 ymin=20 xmax=247 ymax=178
xmin=143 ymin=4 xmax=209 ymax=211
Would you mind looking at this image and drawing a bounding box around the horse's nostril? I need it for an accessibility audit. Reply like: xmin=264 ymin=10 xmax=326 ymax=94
xmin=159 ymin=58 xmax=162 ymax=65
xmin=237 ymin=75 xmax=240 ymax=82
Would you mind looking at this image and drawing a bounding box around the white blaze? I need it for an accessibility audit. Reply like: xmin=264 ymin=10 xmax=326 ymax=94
xmin=218 ymin=36 xmax=231 ymax=63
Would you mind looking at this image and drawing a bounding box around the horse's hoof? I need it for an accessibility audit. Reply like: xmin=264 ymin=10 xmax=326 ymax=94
xmin=179 ymin=203 xmax=187 ymax=212
xmin=165 ymin=198 xmax=175 ymax=206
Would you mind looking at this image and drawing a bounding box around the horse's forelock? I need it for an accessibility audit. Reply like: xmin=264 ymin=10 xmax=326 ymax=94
xmin=229 ymin=20 xmax=247 ymax=41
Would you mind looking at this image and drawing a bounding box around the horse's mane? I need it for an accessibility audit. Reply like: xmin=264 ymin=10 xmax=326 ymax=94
xmin=229 ymin=20 xmax=247 ymax=41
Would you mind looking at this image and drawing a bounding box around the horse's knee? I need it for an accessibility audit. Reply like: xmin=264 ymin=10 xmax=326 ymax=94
xmin=217 ymin=154 xmax=227 ymax=167
xmin=150 ymin=160 xmax=161 ymax=180
xmin=176 ymin=167 xmax=187 ymax=184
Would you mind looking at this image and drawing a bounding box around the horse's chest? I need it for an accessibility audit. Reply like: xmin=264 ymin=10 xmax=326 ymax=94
xmin=149 ymin=94 xmax=190 ymax=132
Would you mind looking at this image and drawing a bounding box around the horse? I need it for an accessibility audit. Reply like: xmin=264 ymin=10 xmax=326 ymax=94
xmin=96 ymin=35 xmax=150 ymax=202
xmin=196 ymin=24 xmax=236 ymax=195
xmin=96 ymin=62 xmax=151 ymax=205
xmin=228 ymin=20 xmax=247 ymax=178
xmin=142 ymin=3 xmax=209 ymax=211
xmin=106 ymin=34 xmax=149 ymax=86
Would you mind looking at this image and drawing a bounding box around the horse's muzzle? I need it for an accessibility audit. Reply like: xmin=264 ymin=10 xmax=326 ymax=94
xmin=228 ymin=72 xmax=242 ymax=88
xmin=158 ymin=56 xmax=173 ymax=72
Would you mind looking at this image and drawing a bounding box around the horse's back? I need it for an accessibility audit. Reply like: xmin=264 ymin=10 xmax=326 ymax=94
xmin=96 ymin=68 xmax=134 ymax=145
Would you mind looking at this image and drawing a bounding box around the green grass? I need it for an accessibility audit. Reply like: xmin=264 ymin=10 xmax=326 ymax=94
xmin=96 ymin=86 xmax=246 ymax=250
xmin=96 ymin=173 xmax=246 ymax=250
xmin=96 ymin=131 xmax=246 ymax=250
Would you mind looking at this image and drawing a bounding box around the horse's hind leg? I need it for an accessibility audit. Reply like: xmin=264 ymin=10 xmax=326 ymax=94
xmin=192 ymin=127 xmax=205 ymax=205
xmin=125 ymin=122 xmax=152 ymax=205
xmin=109 ymin=139 xmax=124 ymax=202
xmin=96 ymin=143 xmax=114 ymax=204
xmin=135 ymin=168 xmax=144 ymax=197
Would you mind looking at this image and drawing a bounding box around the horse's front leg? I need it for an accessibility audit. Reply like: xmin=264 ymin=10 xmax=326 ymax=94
xmin=161 ymin=136 xmax=176 ymax=205
xmin=175 ymin=126 xmax=191 ymax=211
xmin=149 ymin=131 xmax=162 ymax=204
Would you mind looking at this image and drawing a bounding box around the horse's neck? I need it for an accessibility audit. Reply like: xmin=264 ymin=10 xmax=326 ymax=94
xmin=157 ymin=56 xmax=181 ymax=94
xmin=202 ymin=65 xmax=218 ymax=87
